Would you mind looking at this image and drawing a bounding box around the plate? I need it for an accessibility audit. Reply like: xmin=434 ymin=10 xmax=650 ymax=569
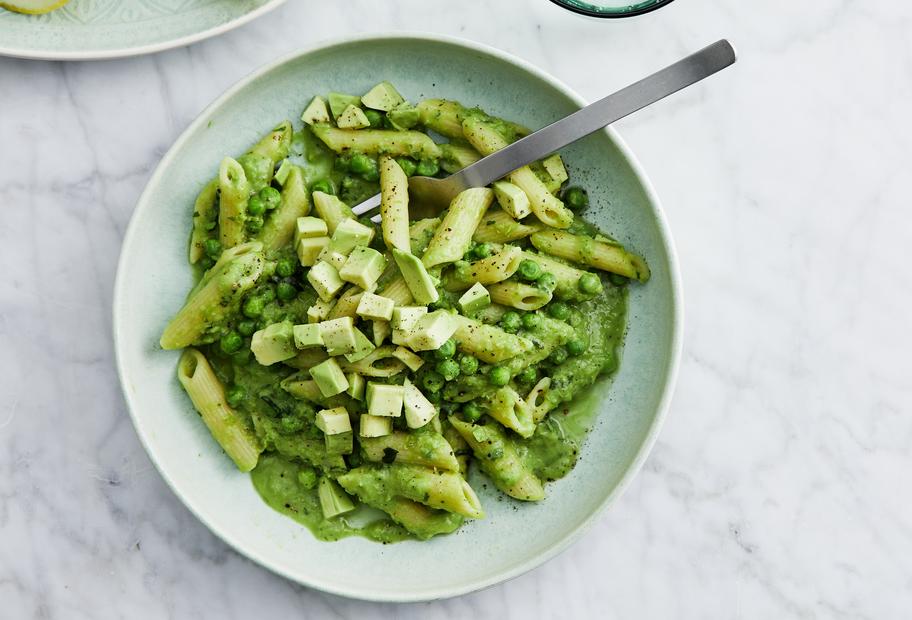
xmin=113 ymin=33 xmax=682 ymax=601
xmin=0 ymin=0 xmax=286 ymax=60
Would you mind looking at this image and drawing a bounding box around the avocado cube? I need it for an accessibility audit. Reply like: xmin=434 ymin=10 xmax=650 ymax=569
xmin=330 ymin=218 xmax=375 ymax=255
xmin=391 ymin=329 xmax=411 ymax=346
xmin=325 ymin=431 xmax=354 ymax=456
xmin=318 ymin=476 xmax=355 ymax=518
xmin=344 ymin=328 xmax=375 ymax=363
xmin=295 ymin=216 xmax=329 ymax=243
xmin=315 ymin=407 xmax=352 ymax=435
xmin=293 ymin=323 xmax=324 ymax=349
xmin=307 ymin=298 xmax=335 ymax=324
xmin=356 ymin=292 xmax=395 ymax=321
xmin=392 ymin=249 xmax=439 ymax=305
xmin=407 ymin=310 xmax=459 ymax=351
xmin=366 ymin=382 xmax=404 ymax=417
xmin=392 ymin=346 xmax=425 ymax=372
xmin=388 ymin=104 xmax=420 ymax=130
xmin=372 ymin=320 xmax=391 ymax=346
xmin=403 ymin=379 xmax=437 ymax=429
xmin=336 ymin=104 xmax=371 ymax=130
xmin=391 ymin=306 xmax=427 ymax=331
xmin=346 ymin=372 xmax=366 ymax=400
xmin=319 ymin=317 xmax=357 ymax=356
xmin=297 ymin=236 xmax=330 ymax=267
xmin=301 ymin=96 xmax=331 ymax=125
xmin=339 ymin=246 xmax=387 ymax=290
xmin=274 ymin=160 xmax=294 ymax=186
xmin=309 ymin=358 xmax=349 ymax=397
xmin=361 ymin=81 xmax=405 ymax=112
xmin=250 ymin=321 xmax=297 ymax=366
xmin=327 ymin=92 xmax=362 ymax=119
xmin=493 ymin=181 xmax=531 ymax=220
xmin=458 ymin=282 xmax=491 ymax=315
xmin=542 ymin=154 xmax=568 ymax=186
xmin=307 ymin=261 xmax=345 ymax=302
xmin=317 ymin=246 xmax=348 ymax=270
xmin=359 ymin=414 xmax=392 ymax=438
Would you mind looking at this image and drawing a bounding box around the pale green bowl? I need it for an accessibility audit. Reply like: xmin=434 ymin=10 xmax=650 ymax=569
xmin=113 ymin=33 xmax=682 ymax=602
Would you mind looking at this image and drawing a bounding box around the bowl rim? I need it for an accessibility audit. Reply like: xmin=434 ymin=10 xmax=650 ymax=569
xmin=0 ymin=0 xmax=288 ymax=61
xmin=112 ymin=31 xmax=683 ymax=602
xmin=548 ymin=0 xmax=677 ymax=18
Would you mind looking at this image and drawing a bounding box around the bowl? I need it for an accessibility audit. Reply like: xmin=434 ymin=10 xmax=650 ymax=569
xmin=549 ymin=0 xmax=676 ymax=18
xmin=113 ymin=33 xmax=682 ymax=602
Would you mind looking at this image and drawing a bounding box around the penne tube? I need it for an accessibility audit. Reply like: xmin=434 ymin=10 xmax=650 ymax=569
xmin=451 ymin=315 xmax=533 ymax=363
xmin=442 ymin=245 xmax=523 ymax=291
xmin=422 ymin=187 xmax=494 ymax=268
xmin=188 ymin=178 xmax=219 ymax=264
xmin=526 ymin=377 xmax=554 ymax=423
xmin=378 ymin=275 xmax=414 ymax=306
xmin=487 ymin=280 xmax=552 ymax=311
xmin=530 ymin=230 xmax=650 ymax=282
xmin=311 ymin=191 xmax=354 ymax=235
xmin=339 ymin=345 xmax=406 ymax=377
xmin=218 ymin=157 xmax=250 ymax=249
xmin=258 ymin=165 xmax=311 ymax=255
xmin=473 ymin=208 xmax=544 ymax=244
xmin=311 ymin=124 xmax=442 ymax=160
xmin=487 ymin=386 xmax=536 ymax=438
xmin=379 ymin=156 xmax=411 ymax=253
xmin=361 ymin=431 xmax=460 ymax=471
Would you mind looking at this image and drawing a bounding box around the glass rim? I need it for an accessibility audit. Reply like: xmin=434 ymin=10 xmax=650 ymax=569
xmin=549 ymin=0 xmax=677 ymax=18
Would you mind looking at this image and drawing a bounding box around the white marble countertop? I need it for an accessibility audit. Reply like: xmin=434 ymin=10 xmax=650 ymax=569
xmin=2 ymin=0 xmax=910 ymax=617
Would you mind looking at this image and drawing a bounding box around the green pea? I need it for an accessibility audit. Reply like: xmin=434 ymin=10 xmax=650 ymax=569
xmin=247 ymin=194 xmax=266 ymax=216
xmin=246 ymin=215 xmax=264 ymax=233
xmin=548 ymin=302 xmax=570 ymax=321
xmin=335 ymin=154 xmax=352 ymax=172
xmin=458 ymin=355 xmax=479 ymax=376
xmin=563 ymin=186 xmax=589 ymax=210
xmin=500 ymin=311 xmax=521 ymax=333
xmin=349 ymin=153 xmax=376 ymax=177
xmin=276 ymin=259 xmax=295 ymax=278
xmin=364 ymin=109 xmax=383 ymax=128
xmin=434 ymin=338 xmax=457 ymax=360
xmin=515 ymin=367 xmax=537 ymax=386
xmin=297 ymin=468 xmax=318 ymax=489
xmin=489 ymin=365 xmax=510 ymax=387
xmin=276 ymin=282 xmax=297 ymax=301
xmin=220 ymin=331 xmax=243 ymax=354
xmin=415 ymin=159 xmax=439 ymax=177
xmin=472 ymin=243 xmax=492 ymax=259
xmin=278 ymin=415 xmax=305 ymax=434
xmin=537 ymin=272 xmax=557 ymax=292
xmin=310 ymin=179 xmax=334 ymax=195
xmin=260 ymin=287 xmax=276 ymax=303
xmin=242 ymin=296 xmax=265 ymax=318
xmin=203 ymin=238 xmax=222 ymax=259
xmin=259 ymin=186 xmax=282 ymax=210
xmin=436 ymin=359 xmax=460 ymax=381
xmin=578 ymin=272 xmax=602 ymax=295
xmin=462 ymin=402 xmax=483 ymax=423
xmin=548 ymin=347 xmax=568 ymax=365
xmin=425 ymin=390 xmax=442 ymax=404
xmin=225 ymin=385 xmax=246 ymax=408
xmin=395 ymin=157 xmax=417 ymax=177
xmin=237 ymin=320 xmax=257 ymax=337
xmin=517 ymin=259 xmax=542 ymax=281
xmin=608 ymin=273 xmax=629 ymax=286
xmin=198 ymin=256 xmax=215 ymax=271
xmin=566 ymin=338 xmax=588 ymax=356
xmin=361 ymin=167 xmax=380 ymax=182
xmin=422 ymin=371 xmax=444 ymax=393
xmin=521 ymin=312 xmax=541 ymax=330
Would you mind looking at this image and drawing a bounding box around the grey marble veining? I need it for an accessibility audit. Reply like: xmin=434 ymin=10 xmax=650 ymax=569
xmin=1 ymin=0 xmax=910 ymax=617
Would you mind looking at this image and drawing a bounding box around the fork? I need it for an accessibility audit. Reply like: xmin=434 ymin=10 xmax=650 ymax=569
xmin=351 ymin=39 xmax=736 ymax=220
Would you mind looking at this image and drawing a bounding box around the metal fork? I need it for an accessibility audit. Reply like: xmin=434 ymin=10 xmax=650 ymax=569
xmin=351 ymin=39 xmax=736 ymax=219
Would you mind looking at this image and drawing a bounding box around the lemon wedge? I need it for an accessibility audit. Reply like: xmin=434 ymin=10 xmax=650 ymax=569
xmin=0 ymin=0 xmax=70 ymax=14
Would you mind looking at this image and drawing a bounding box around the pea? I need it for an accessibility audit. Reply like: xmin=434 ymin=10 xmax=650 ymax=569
xmin=422 ymin=371 xmax=444 ymax=393
xmin=536 ymin=272 xmax=557 ymax=292
xmin=563 ymin=186 xmax=589 ymax=210
xmin=462 ymin=402 xmax=483 ymax=423
xmin=436 ymin=359 xmax=460 ymax=381
xmin=549 ymin=347 xmax=569 ymax=365
xmin=489 ymin=365 xmax=510 ymax=387
xmin=608 ymin=273 xmax=629 ymax=286
xmin=246 ymin=215 xmax=264 ymax=233
xmin=279 ymin=415 xmax=306 ymax=434
xmin=237 ymin=320 xmax=257 ymax=337
xmin=199 ymin=256 xmax=215 ymax=270
xmin=395 ymin=157 xmax=417 ymax=177
xmin=548 ymin=302 xmax=570 ymax=321
xmin=335 ymin=154 xmax=352 ymax=172
xmin=259 ymin=186 xmax=282 ymax=210
xmin=225 ymin=385 xmax=246 ymax=408
xmin=276 ymin=282 xmax=297 ymax=301
xmin=220 ymin=331 xmax=243 ymax=354
xmin=260 ymin=287 xmax=276 ymax=303
xmin=434 ymin=338 xmax=456 ymax=360
xmin=578 ymin=272 xmax=602 ymax=295
xmin=472 ymin=243 xmax=492 ymax=259
xmin=297 ymin=469 xmax=318 ymax=489
xmin=203 ymin=238 xmax=222 ymax=259
xmin=415 ymin=159 xmax=439 ymax=177
xmin=566 ymin=339 xmax=588 ymax=356
xmin=364 ymin=109 xmax=383 ymax=128
xmin=310 ymin=179 xmax=334 ymax=195
xmin=500 ymin=311 xmax=521 ymax=333
xmin=242 ymin=296 xmax=265 ymax=318
xmin=458 ymin=355 xmax=479 ymax=376
xmin=275 ymin=259 xmax=295 ymax=278
xmin=521 ymin=312 xmax=541 ymax=330
xmin=425 ymin=390 xmax=442 ymax=404
xmin=517 ymin=259 xmax=542 ymax=281
xmin=515 ymin=367 xmax=537 ymax=386
xmin=247 ymin=194 xmax=266 ymax=216
xmin=349 ymin=153 xmax=377 ymax=178
xmin=362 ymin=167 xmax=380 ymax=182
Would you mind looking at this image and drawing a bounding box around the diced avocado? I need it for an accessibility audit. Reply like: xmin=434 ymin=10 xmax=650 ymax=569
xmin=372 ymin=319 xmax=391 ymax=346
xmin=307 ymin=298 xmax=335 ymax=323
xmin=542 ymin=154 xmax=568 ymax=186
xmin=336 ymin=104 xmax=371 ymax=130
xmin=366 ymin=382 xmax=404 ymax=417
xmin=316 ymin=407 xmax=352 ymax=435
xmin=327 ymin=92 xmax=362 ymax=119
xmin=359 ymin=414 xmax=392 ymax=438
xmin=458 ymin=282 xmax=491 ymax=315
xmin=309 ymin=358 xmax=349 ymax=397
xmin=344 ymin=328 xmax=375 ymax=363
xmin=391 ymin=329 xmax=411 ymax=346
xmin=317 ymin=246 xmax=348 ymax=270
xmin=307 ymin=261 xmax=345 ymax=301
xmin=339 ymin=246 xmax=387 ymax=290
xmin=392 ymin=249 xmax=439 ymax=304
xmin=319 ymin=317 xmax=357 ymax=356
xmin=391 ymin=306 xmax=427 ymax=330
xmin=274 ymin=159 xmax=294 ymax=186
xmin=388 ymin=104 xmax=420 ymax=130
xmin=346 ymin=372 xmax=365 ymax=400
xmin=493 ymin=181 xmax=531 ymax=219
xmin=361 ymin=81 xmax=405 ymax=112
xmin=325 ymin=431 xmax=354 ymax=456
xmin=330 ymin=217 xmax=375 ymax=254
xmin=293 ymin=323 xmax=324 ymax=349
xmin=356 ymin=292 xmax=395 ymax=321
xmin=297 ymin=236 xmax=330 ymax=267
xmin=250 ymin=321 xmax=297 ymax=366
xmin=403 ymin=378 xmax=437 ymax=429
xmin=407 ymin=310 xmax=459 ymax=351
xmin=318 ymin=476 xmax=355 ymax=518
xmin=301 ymin=96 xmax=331 ymax=125
xmin=295 ymin=216 xmax=328 ymax=243
xmin=392 ymin=346 xmax=425 ymax=372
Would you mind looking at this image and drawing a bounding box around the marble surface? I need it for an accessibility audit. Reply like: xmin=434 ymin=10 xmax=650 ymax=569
xmin=1 ymin=0 xmax=910 ymax=617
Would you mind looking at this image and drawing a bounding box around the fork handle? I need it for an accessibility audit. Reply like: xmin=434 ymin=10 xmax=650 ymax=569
xmin=453 ymin=39 xmax=737 ymax=189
